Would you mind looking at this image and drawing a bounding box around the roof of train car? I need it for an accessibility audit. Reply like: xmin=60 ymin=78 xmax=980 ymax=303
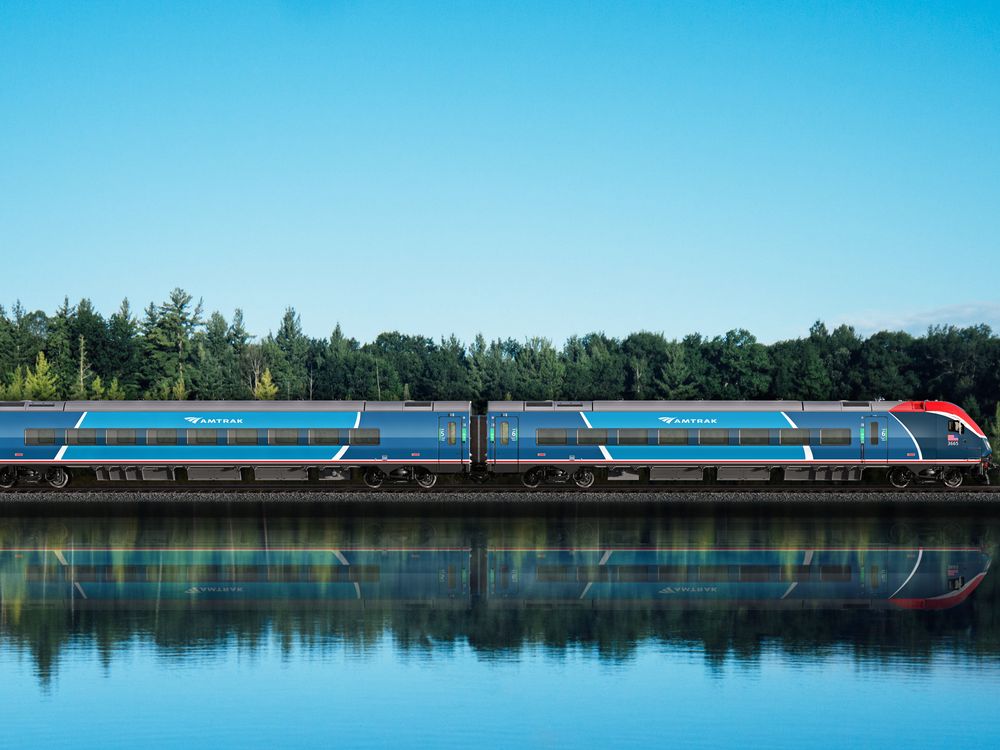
xmin=0 ymin=400 xmax=472 ymax=412
xmin=487 ymin=400 xmax=907 ymax=412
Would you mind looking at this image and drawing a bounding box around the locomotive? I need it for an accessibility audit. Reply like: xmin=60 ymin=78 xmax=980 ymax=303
xmin=0 ymin=398 xmax=991 ymax=490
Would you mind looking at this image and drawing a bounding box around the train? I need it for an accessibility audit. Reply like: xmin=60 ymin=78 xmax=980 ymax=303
xmin=1 ymin=544 xmax=989 ymax=611
xmin=0 ymin=397 xmax=991 ymax=490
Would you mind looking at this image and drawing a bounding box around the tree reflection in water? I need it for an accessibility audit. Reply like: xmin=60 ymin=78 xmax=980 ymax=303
xmin=0 ymin=500 xmax=996 ymax=685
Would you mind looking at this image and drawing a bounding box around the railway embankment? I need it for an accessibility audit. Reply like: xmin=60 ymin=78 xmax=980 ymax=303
xmin=0 ymin=489 xmax=996 ymax=503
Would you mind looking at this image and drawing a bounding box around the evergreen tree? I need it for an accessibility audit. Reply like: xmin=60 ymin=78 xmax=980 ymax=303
xmin=2 ymin=366 xmax=27 ymax=400
xmin=70 ymin=299 xmax=110 ymax=379
xmin=90 ymin=375 xmax=105 ymax=400
xmin=106 ymin=377 xmax=126 ymax=400
xmin=107 ymin=299 xmax=141 ymax=397
xmin=10 ymin=301 xmax=48 ymax=371
xmin=69 ymin=335 xmax=93 ymax=400
xmin=142 ymin=288 xmax=203 ymax=390
xmin=47 ymin=297 xmax=75 ymax=395
xmin=254 ymin=368 xmax=278 ymax=400
xmin=171 ymin=375 xmax=188 ymax=401
xmin=24 ymin=352 xmax=59 ymax=400
xmin=271 ymin=307 xmax=309 ymax=399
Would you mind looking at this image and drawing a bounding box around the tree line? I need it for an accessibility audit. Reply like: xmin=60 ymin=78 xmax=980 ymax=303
xmin=1 ymin=288 xmax=998 ymax=446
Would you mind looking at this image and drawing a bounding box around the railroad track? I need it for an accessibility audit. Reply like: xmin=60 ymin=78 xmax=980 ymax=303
xmin=0 ymin=482 xmax=997 ymax=498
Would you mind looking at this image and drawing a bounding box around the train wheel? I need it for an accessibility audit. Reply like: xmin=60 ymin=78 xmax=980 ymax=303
xmin=363 ymin=469 xmax=385 ymax=489
xmin=888 ymin=467 xmax=912 ymax=489
xmin=942 ymin=469 xmax=964 ymax=489
xmin=45 ymin=467 xmax=69 ymax=489
xmin=0 ymin=467 xmax=16 ymax=489
xmin=572 ymin=469 xmax=595 ymax=489
xmin=521 ymin=470 xmax=541 ymax=489
xmin=415 ymin=471 xmax=437 ymax=489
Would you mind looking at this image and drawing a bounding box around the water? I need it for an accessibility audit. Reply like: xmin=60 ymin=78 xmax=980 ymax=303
xmin=1 ymin=500 xmax=998 ymax=748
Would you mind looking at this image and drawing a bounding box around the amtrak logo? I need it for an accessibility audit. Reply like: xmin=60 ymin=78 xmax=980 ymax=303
xmin=659 ymin=586 xmax=718 ymax=594
xmin=183 ymin=416 xmax=244 ymax=424
xmin=185 ymin=586 xmax=244 ymax=594
xmin=659 ymin=416 xmax=718 ymax=425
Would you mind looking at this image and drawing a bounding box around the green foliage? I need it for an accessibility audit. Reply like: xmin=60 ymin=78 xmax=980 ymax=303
xmin=991 ymin=403 xmax=1000 ymax=459
xmin=0 ymin=291 xmax=995 ymax=445
xmin=90 ymin=375 xmax=105 ymax=400
xmin=24 ymin=351 xmax=58 ymax=400
xmin=254 ymin=368 xmax=278 ymax=400
xmin=106 ymin=377 xmax=126 ymax=400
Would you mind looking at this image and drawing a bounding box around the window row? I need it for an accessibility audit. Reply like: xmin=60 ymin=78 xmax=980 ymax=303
xmin=25 ymin=564 xmax=381 ymax=584
xmin=24 ymin=428 xmax=381 ymax=447
xmin=535 ymin=427 xmax=854 ymax=447
xmin=534 ymin=564 xmax=853 ymax=583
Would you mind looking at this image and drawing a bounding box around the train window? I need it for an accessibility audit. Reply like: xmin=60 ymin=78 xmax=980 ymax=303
xmin=537 ymin=565 xmax=572 ymax=582
xmin=869 ymin=565 xmax=880 ymax=590
xmin=24 ymin=428 xmax=57 ymax=445
xmin=227 ymin=429 xmax=258 ymax=446
xmin=187 ymin=429 xmax=219 ymax=446
xmin=146 ymin=429 xmax=177 ymax=446
xmin=349 ymin=428 xmax=380 ymax=446
xmin=499 ymin=421 xmax=510 ymax=446
xmin=698 ymin=429 xmax=729 ymax=446
xmin=105 ymin=429 xmax=136 ymax=445
xmin=448 ymin=421 xmax=457 ymax=446
xmin=536 ymin=428 xmax=568 ymax=446
xmin=576 ymin=566 xmax=610 ymax=582
xmin=577 ymin=428 xmax=608 ymax=445
xmin=657 ymin=565 xmax=693 ymax=582
xmin=617 ymin=565 xmax=655 ymax=582
xmin=738 ymin=429 xmax=770 ymax=446
xmin=779 ymin=429 xmax=810 ymax=445
xmin=947 ymin=419 xmax=964 ymax=434
xmin=618 ymin=429 xmax=648 ymax=445
xmin=698 ymin=565 xmax=736 ymax=582
xmin=820 ymin=565 xmax=852 ymax=582
xmin=820 ymin=428 xmax=851 ymax=446
xmin=268 ymin=429 xmax=299 ymax=445
xmin=346 ymin=566 xmax=381 ymax=583
xmin=308 ymin=429 xmax=342 ymax=445
xmin=739 ymin=565 xmax=777 ymax=582
xmin=868 ymin=421 xmax=879 ymax=446
xmin=65 ymin=428 xmax=98 ymax=445
xmin=657 ymin=429 xmax=689 ymax=446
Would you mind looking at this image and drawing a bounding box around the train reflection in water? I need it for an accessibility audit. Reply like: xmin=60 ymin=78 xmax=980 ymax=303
xmin=1 ymin=516 xmax=989 ymax=612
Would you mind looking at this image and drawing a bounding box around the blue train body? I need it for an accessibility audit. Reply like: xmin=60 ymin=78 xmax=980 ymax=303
xmin=0 ymin=400 xmax=470 ymax=488
xmin=486 ymin=399 xmax=992 ymax=488
xmin=0 ymin=398 xmax=991 ymax=489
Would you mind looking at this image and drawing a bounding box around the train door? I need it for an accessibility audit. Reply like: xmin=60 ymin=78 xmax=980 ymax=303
xmin=491 ymin=417 xmax=519 ymax=469
xmin=438 ymin=417 xmax=462 ymax=464
xmin=862 ymin=417 xmax=888 ymax=463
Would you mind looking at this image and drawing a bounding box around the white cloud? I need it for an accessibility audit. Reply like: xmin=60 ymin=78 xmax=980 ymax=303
xmin=836 ymin=302 xmax=1000 ymax=335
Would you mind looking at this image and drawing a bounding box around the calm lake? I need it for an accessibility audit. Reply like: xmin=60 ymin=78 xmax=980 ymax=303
xmin=1 ymin=500 xmax=998 ymax=749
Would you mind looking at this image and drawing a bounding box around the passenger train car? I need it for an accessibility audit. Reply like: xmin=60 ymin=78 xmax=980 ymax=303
xmin=0 ymin=398 xmax=991 ymax=489
xmin=486 ymin=399 xmax=992 ymax=489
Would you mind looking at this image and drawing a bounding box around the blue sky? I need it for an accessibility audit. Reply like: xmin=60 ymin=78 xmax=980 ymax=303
xmin=1 ymin=2 xmax=997 ymax=343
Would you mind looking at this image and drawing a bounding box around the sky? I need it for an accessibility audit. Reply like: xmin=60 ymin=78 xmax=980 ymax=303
xmin=1 ymin=1 xmax=998 ymax=344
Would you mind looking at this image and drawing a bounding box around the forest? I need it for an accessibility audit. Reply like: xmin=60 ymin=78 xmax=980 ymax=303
xmin=1 ymin=288 xmax=998 ymax=448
